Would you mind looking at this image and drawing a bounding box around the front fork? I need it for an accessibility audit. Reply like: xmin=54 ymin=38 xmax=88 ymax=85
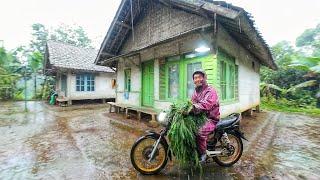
xmin=147 ymin=129 xmax=167 ymax=162
xmin=148 ymin=136 xmax=162 ymax=162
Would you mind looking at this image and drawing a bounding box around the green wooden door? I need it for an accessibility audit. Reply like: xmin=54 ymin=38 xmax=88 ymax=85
xmin=142 ymin=61 xmax=154 ymax=107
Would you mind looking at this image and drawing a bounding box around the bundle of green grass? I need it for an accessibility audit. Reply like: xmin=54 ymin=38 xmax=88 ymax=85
xmin=167 ymin=101 xmax=207 ymax=169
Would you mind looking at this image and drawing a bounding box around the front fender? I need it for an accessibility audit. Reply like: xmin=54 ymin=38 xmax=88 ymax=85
xmin=143 ymin=131 xmax=172 ymax=161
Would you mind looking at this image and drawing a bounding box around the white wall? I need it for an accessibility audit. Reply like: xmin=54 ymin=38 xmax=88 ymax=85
xmin=115 ymin=57 xmax=141 ymax=106
xmin=54 ymin=71 xmax=116 ymax=100
xmin=216 ymin=23 xmax=260 ymax=117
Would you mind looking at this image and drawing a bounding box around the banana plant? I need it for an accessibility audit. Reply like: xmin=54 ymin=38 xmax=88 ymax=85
xmin=260 ymin=80 xmax=317 ymax=97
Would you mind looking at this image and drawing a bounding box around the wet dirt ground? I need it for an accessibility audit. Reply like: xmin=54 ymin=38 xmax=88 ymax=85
xmin=0 ymin=101 xmax=319 ymax=180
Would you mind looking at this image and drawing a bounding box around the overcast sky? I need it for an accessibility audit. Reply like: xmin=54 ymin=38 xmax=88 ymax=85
xmin=0 ymin=0 xmax=319 ymax=51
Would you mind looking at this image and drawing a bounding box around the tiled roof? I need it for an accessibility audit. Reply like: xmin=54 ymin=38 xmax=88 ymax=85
xmin=46 ymin=41 xmax=114 ymax=73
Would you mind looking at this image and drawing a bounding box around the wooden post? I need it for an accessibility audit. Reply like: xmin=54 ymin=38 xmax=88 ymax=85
xmin=125 ymin=108 xmax=129 ymax=119
xmin=243 ymin=108 xmax=253 ymax=116
xmin=256 ymin=105 xmax=260 ymax=113
xmin=68 ymin=100 xmax=72 ymax=106
xmin=148 ymin=114 xmax=159 ymax=128
xmin=109 ymin=105 xmax=112 ymax=113
xmin=137 ymin=112 xmax=141 ymax=121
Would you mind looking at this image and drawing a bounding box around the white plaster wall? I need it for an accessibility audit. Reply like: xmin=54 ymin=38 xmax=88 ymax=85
xmin=115 ymin=57 xmax=141 ymax=106
xmin=67 ymin=72 xmax=116 ymax=100
xmin=217 ymin=24 xmax=260 ymax=117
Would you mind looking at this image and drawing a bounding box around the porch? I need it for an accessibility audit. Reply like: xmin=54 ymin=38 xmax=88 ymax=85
xmin=107 ymin=102 xmax=160 ymax=126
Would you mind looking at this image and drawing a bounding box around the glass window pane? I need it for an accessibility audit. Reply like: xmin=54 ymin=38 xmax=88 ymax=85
xmin=124 ymin=69 xmax=131 ymax=91
xmin=230 ymin=65 xmax=235 ymax=99
xmin=187 ymin=62 xmax=202 ymax=98
xmin=168 ymin=64 xmax=179 ymax=98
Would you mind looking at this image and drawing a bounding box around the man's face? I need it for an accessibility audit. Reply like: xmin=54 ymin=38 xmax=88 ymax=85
xmin=193 ymin=73 xmax=204 ymax=87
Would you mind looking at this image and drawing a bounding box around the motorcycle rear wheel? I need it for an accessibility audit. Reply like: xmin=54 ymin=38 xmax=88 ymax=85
xmin=130 ymin=136 xmax=168 ymax=175
xmin=213 ymin=133 xmax=243 ymax=167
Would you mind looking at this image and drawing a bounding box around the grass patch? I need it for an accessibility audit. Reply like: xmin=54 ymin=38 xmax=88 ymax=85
xmin=261 ymin=101 xmax=320 ymax=117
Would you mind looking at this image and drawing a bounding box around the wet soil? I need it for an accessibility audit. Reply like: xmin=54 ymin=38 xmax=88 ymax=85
xmin=0 ymin=101 xmax=319 ymax=179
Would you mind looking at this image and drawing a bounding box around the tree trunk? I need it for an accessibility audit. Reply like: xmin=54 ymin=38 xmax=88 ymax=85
xmin=34 ymin=73 xmax=37 ymax=99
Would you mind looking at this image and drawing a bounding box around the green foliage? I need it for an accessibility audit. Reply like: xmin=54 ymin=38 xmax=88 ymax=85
xmin=50 ymin=24 xmax=92 ymax=48
xmin=296 ymin=23 xmax=320 ymax=56
xmin=167 ymin=101 xmax=206 ymax=170
xmin=0 ymin=47 xmax=22 ymax=100
xmin=290 ymin=56 xmax=320 ymax=73
xmin=261 ymin=97 xmax=320 ymax=117
xmin=261 ymin=27 xmax=320 ymax=111
xmin=30 ymin=23 xmax=49 ymax=54
xmin=0 ymin=23 xmax=92 ymax=100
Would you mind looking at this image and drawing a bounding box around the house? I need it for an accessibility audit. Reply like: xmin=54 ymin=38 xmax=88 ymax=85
xmin=94 ymin=0 xmax=277 ymax=120
xmin=44 ymin=41 xmax=116 ymax=105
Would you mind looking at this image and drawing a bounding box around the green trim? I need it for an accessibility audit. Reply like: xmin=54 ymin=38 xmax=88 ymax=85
xmin=141 ymin=60 xmax=155 ymax=107
xmin=217 ymin=49 xmax=239 ymax=103
xmin=124 ymin=68 xmax=131 ymax=92
xmin=159 ymin=53 xmax=218 ymax=103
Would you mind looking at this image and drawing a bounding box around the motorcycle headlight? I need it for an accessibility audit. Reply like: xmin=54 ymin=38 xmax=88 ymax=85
xmin=157 ymin=112 xmax=168 ymax=126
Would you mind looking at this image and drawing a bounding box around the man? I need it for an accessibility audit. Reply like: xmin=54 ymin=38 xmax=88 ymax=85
xmin=190 ymin=70 xmax=220 ymax=163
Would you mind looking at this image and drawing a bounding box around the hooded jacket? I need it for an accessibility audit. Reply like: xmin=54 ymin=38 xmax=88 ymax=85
xmin=191 ymin=71 xmax=220 ymax=123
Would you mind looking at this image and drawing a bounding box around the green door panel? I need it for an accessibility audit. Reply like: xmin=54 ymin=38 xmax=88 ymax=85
xmin=142 ymin=60 xmax=154 ymax=107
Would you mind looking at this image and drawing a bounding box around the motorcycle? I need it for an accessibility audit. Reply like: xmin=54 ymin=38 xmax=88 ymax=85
xmin=130 ymin=112 xmax=247 ymax=175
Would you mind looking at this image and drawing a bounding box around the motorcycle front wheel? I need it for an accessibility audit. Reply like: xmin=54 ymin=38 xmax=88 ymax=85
xmin=130 ymin=136 xmax=168 ymax=175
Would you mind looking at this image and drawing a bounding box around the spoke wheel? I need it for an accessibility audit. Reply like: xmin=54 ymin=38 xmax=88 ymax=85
xmin=130 ymin=136 xmax=168 ymax=175
xmin=213 ymin=133 xmax=243 ymax=167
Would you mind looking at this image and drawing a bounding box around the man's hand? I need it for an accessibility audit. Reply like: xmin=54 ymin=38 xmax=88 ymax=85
xmin=182 ymin=105 xmax=194 ymax=115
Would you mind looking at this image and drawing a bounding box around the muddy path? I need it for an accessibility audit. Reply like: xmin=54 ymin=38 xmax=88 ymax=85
xmin=0 ymin=101 xmax=319 ymax=179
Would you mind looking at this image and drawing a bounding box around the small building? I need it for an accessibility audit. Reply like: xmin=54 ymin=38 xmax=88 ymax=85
xmin=44 ymin=41 xmax=116 ymax=105
xmin=95 ymin=0 xmax=277 ymax=117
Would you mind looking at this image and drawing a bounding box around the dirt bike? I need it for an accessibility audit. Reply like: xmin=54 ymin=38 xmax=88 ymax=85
xmin=130 ymin=112 xmax=247 ymax=175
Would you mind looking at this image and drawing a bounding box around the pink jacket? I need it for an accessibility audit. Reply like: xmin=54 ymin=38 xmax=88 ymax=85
xmin=191 ymin=84 xmax=220 ymax=123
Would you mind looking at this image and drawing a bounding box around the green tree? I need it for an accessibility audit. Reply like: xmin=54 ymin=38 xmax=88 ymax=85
xmin=0 ymin=47 xmax=21 ymax=100
xmin=28 ymin=51 xmax=43 ymax=98
xmin=50 ymin=24 xmax=92 ymax=48
xmin=296 ymin=23 xmax=320 ymax=56
xmin=30 ymin=23 xmax=49 ymax=54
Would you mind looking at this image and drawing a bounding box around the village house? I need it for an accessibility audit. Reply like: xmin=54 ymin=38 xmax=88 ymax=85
xmin=44 ymin=41 xmax=116 ymax=105
xmin=95 ymin=0 xmax=277 ymax=122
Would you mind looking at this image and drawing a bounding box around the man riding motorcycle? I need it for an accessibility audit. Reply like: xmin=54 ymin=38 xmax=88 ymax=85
xmin=188 ymin=70 xmax=220 ymax=163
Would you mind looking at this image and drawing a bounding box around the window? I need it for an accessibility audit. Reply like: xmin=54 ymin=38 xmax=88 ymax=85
xmin=187 ymin=62 xmax=202 ymax=98
xmin=124 ymin=69 xmax=131 ymax=92
xmin=218 ymin=51 xmax=238 ymax=101
xmin=76 ymin=74 xmax=95 ymax=91
xmin=167 ymin=63 xmax=179 ymax=99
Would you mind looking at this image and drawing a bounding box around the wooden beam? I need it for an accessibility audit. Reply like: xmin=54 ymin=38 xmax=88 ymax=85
xmin=201 ymin=3 xmax=240 ymax=19
xmin=116 ymin=21 xmax=132 ymax=29
xmin=101 ymin=52 xmax=115 ymax=57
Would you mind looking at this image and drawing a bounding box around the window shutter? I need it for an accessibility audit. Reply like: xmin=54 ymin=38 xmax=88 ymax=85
xmin=202 ymin=54 xmax=217 ymax=87
xmin=159 ymin=59 xmax=166 ymax=100
xmin=235 ymin=65 xmax=239 ymax=100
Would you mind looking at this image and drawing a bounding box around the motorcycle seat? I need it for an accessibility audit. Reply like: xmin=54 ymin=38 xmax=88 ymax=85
xmin=216 ymin=114 xmax=239 ymax=129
